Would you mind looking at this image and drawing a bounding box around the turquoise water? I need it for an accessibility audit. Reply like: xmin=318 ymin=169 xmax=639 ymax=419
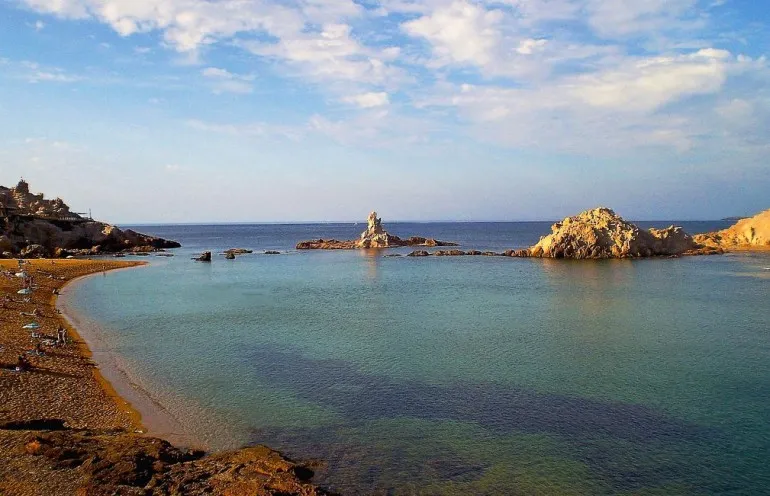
xmin=70 ymin=223 xmax=770 ymax=494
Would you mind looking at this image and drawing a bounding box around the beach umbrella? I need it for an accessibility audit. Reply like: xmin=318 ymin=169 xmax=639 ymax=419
xmin=17 ymin=288 xmax=32 ymax=295
xmin=23 ymin=323 xmax=41 ymax=330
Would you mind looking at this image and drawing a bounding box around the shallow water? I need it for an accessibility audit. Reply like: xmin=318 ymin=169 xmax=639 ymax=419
xmin=69 ymin=222 xmax=770 ymax=494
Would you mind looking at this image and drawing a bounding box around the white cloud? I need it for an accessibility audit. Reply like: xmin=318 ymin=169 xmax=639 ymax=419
xmin=584 ymin=0 xmax=700 ymax=38
xmin=201 ymin=67 xmax=255 ymax=94
xmin=14 ymin=0 xmax=770 ymax=158
xmin=343 ymin=92 xmax=390 ymax=108
xmin=403 ymin=1 xmax=503 ymax=67
xmin=569 ymin=49 xmax=731 ymax=112
xmin=516 ymin=38 xmax=547 ymax=55
xmin=423 ymin=49 xmax=763 ymax=153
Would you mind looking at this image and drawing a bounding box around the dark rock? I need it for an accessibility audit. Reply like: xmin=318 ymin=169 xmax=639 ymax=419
xmin=224 ymin=248 xmax=253 ymax=255
xmin=407 ymin=250 xmax=430 ymax=257
xmin=194 ymin=251 xmax=212 ymax=262
xmin=264 ymin=251 xmax=281 ymax=255
xmin=225 ymin=252 xmax=236 ymax=260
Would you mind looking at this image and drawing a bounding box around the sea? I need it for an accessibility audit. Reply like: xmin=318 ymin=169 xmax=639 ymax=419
xmin=65 ymin=221 xmax=770 ymax=495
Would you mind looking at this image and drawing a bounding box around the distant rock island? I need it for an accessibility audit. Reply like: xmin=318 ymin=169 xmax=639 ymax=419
xmin=296 ymin=211 xmax=457 ymax=250
xmin=0 ymin=180 xmax=180 ymax=258
xmin=696 ymin=209 xmax=770 ymax=250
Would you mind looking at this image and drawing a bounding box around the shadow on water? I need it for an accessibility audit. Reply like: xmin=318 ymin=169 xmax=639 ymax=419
xmin=244 ymin=346 xmax=730 ymax=495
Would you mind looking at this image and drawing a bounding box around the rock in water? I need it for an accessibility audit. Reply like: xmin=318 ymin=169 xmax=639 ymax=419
xmin=296 ymin=211 xmax=457 ymax=250
xmin=528 ymin=207 xmax=703 ymax=259
xmin=224 ymin=248 xmax=253 ymax=255
xmin=225 ymin=252 xmax=236 ymax=260
xmin=694 ymin=209 xmax=770 ymax=249
xmin=357 ymin=211 xmax=402 ymax=248
xmin=194 ymin=251 xmax=212 ymax=262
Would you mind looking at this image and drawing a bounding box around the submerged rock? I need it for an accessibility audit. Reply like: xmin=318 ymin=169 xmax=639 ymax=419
xmin=264 ymin=250 xmax=281 ymax=255
xmin=695 ymin=208 xmax=770 ymax=249
xmin=225 ymin=252 xmax=236 ymax=260
xmin=527 ymin=207 xmax=711 ymax=259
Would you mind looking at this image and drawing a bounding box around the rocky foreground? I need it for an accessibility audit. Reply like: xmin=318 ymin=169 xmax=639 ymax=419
xmin=0 ymin=423 xmax=331 ymax=496
xmin=1 ymin=180 xmax=180 ymax=258
xmin=297 ymin=212 xmax=457 ymax=250
xmin=695 ymin=208 xmax=770 ymax=250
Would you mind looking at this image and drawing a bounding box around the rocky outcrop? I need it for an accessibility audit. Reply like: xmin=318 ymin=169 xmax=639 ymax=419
xmin=0 ymin=180 xmax=80 ymax=220
xmin=3 ymin=426 xmax=330 ymax=495
xmin=695 ymin=209 xmax=770 ymax=249
xmin=527 ymin=208 xmax=717 ymax=259
xmin=225 ymin=252 xmax=236 ymax=260
xmin=0 ymin=181 xmax=180 ymax=257
xmin=297 ymin=212 xmax=457 ymax=250
xmin=224 ymin=248 xmax=253 ymax=255
xmin=194 ymin=251 xmax=212 ymax=262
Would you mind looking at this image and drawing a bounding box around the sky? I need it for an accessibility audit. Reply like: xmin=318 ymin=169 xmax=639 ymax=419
xmin=0 ymin=0 xmax=768 ymax=223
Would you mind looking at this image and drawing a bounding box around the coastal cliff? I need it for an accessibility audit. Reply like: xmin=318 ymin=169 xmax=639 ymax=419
xmin=296 ymin=212 xmax=457 ymax=250
xmin=526 ymin=208 xmax=717 ymax=259
xmin=694 ymin=209 xmax=770 ymax=249
xmin=0 ymin=180 xmax=180 ymax=258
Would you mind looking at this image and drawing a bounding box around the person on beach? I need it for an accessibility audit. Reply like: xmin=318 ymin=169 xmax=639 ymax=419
xmin=57 ymin=327 xmax=68 ymax=345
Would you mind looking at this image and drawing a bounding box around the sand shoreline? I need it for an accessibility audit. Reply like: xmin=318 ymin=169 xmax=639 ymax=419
xmin=55 ymin=263 xmax=206 ymax=449
xmin=0 ymin=259 xmax=330 ymax=495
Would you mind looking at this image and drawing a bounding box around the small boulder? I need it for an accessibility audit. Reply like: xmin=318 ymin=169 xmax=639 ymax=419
xmin=194 ymin=251 xmax=212 ymax=262
xmin=21 ymin=244 xmax=47 ymax=258
xmin=225 ymin=252 xmax=236 ymax=260
xmin=407 ymin=250 xmax=430 ymax=257
xmin=225 ymin=248 xmax=253 ymax=255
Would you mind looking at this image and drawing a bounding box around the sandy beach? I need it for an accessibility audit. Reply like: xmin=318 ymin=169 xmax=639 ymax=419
xmin=0 ymin=258 xmax=329 ymax=496
xmin=0 ymin=260 xmax=144 ymax=493
xmin=0 ymin=259 xmax=145 ymax=429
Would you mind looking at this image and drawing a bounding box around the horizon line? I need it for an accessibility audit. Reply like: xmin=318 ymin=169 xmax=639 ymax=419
xmin=117 ymin=218 xmax=735 ymax=227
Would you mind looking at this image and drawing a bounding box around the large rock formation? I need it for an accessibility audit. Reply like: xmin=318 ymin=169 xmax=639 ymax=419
xmin=296 ymin=211 xmax=457 ymax=250
xmin=0 ymin=181 xmax=180 ymax=258
xmin=694 ymin=209 xmax=770 ymax=249
xmin=527 ymin=208 xmax=715 ymax=259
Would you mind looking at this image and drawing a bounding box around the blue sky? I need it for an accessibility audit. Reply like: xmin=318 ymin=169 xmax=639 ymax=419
xmin=1 ymin=0 xmax=768 ymax=223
